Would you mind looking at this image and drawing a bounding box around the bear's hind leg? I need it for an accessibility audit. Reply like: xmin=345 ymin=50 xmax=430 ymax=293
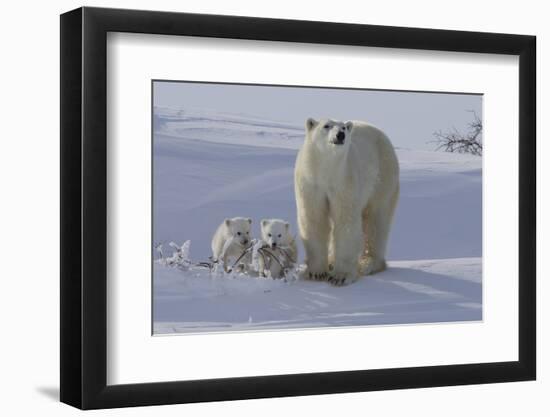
xmin=359 ymin=188 xmax=398 ymax=275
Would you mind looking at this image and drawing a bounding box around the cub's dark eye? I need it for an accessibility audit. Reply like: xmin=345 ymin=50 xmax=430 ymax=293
xmin=268 ymin=233 xmax=272 ymax=237
xmin=278 ymin=234 xmax=282 ymax=238
xmin=237 ymin=232 xmax=241 ymax=236
xmin=324 ymin=124 xmax=331 ymax=129
xmin=246 ymin=231 xmax=249 ymax=235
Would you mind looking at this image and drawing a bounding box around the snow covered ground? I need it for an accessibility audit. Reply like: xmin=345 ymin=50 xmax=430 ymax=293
xmin=153 ymin=106 xmax=482 ymax=334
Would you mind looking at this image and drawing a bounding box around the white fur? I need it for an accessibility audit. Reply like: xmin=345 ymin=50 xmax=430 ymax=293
xmin=294 ymin=118 xmax=400 ymax=285
xmin=211 ymin=217 xmax=252 ymax=272
xmin=258 ymin=219 xmax=298 ymax=278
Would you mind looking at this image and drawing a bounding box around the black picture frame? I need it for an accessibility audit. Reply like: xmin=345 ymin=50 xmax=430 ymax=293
xmin=60 ymin=6 xmax=536 ymax=410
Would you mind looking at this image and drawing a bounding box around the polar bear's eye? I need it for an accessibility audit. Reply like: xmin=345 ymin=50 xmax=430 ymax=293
xmin=237 ymin=232 xmax=241 ymax=236
xmin=324 ymin=124 xmax=331 ymax=129
xmin=278 ymin=234 xmax=282 ymax=238
xmin=268 ymin=233 xmax=272 ymax=237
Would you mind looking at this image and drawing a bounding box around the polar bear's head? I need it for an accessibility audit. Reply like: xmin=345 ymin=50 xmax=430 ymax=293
xmin=224 ymin=217 xmax=252 ymax=246
xmin=306 ymin=118 xmax=354 ymax=151
xmin=260 ymin=219 xmax=291 ymax=249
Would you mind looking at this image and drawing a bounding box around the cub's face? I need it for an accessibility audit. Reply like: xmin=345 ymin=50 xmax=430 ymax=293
xmin=224 ymin=217 xmax=252 ymax=246
xmin=261 ymin=219 xmax=290 ymax=249
xmin=306 ymin=118 xmax=354 ymax=151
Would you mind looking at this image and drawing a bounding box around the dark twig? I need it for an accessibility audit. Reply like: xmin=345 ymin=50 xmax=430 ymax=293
xmin=431 ymin=111 xmax=482 ymax=156
xmin=260 ymin=248 xmax=284 ymax=268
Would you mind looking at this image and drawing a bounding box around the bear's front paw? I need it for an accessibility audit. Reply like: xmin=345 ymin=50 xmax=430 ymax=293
xmin=302 ymin=269 xmax=329 ymax=281
xmin=328 ymin=271 xmax=357 ymax=286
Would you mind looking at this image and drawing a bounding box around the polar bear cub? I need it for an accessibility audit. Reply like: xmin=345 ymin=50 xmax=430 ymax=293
xmin=258 ymin=219 xmax=297 ymax=278
xmin=211 ymin=217 xmax=252 ymax=272
xmin=294 ymin=118 xmax=399 ymax=286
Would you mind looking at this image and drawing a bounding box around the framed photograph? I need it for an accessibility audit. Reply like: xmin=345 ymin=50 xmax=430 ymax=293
xmin=60 ymin=6 xmax=536 ymax=410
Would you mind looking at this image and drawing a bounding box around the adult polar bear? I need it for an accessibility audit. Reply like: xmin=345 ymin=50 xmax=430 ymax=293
xmin=294 ymin=118 xmax=399 ymax=286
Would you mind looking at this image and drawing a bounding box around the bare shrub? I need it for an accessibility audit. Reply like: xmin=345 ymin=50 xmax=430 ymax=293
xmin=433 ymin=112 xmax=482 ymax=156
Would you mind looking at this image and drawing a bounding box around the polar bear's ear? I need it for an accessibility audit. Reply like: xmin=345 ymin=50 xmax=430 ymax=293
xmin=345 ymin=121 xmax=354 ymax=131
xmin=284 ymin=222 xmax=290 ymax=231
xmin=247 ymin=218 xmax=252 ymax=224
xmin=306 ymin=118 xmax=318 ymax=132
xmin=224 ymin=218 xmax=232 ymax=227
xmin=261 ymin=219 xmax=269 ymax=228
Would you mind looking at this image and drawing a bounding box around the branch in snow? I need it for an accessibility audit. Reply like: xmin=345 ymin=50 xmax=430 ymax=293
xmin=155 ymin=243 xmax=164 ymax=260
xmin=180 ymin=240 xmax=191 ymax=262
xmin=155 ymin=237 xmax=298 ymax=281
xmin=159 ymin=240 xmax=192 ymax=270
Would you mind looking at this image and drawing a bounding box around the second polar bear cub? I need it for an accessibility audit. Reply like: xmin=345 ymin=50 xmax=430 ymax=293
xmin=259 ymin=219 xmax=298 ymax=278
xmin=294 ymin=118 xmax=400 ymax=286
xmin=211 ymin=217 xmax=252 ymax=272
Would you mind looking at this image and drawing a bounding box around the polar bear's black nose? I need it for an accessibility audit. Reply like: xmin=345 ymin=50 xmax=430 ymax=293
xmin=336 ymin=131 xmax=345 ymax=141
xmin=243 ymin=239 xmax=248 ymax=245
xmin=271 ymin=242 xmax=277 ymax=249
